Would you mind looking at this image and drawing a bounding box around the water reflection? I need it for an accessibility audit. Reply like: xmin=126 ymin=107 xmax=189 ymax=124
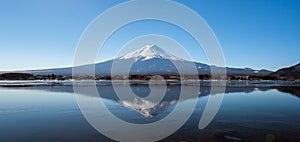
xmin=3 ymin=82 xmax=300 ymax=119
xmin=0 ymin=82 xmax=300 ymax=142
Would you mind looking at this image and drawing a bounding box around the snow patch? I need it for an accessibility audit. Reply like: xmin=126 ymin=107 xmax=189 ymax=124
xmin=118 ymin=44 xmax=183 ymax=61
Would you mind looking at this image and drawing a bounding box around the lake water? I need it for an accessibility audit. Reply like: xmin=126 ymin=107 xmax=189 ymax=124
xmin=0 ymin=81 xmax=300 ymax=142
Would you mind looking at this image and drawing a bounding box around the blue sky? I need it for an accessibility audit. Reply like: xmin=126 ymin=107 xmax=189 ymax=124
xmin=0 ymin=0 xmax=299 ymax=71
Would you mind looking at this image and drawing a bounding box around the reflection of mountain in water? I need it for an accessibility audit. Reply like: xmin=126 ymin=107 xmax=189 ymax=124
xmin=2 ymin=82 xmax=300 ymax=118
xmin=120 ymin=98 xmax=177 ymax=118
xmin=274 ymin=86 xmax=300 ymax=97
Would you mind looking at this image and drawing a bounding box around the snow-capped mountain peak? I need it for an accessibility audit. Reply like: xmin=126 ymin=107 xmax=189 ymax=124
xmin=118 ymin=44 xmax=183 ymax=61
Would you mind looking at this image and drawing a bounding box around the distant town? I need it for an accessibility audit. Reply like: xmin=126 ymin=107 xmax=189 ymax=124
xmin=0 ymin=72 xmax=298 ymax=81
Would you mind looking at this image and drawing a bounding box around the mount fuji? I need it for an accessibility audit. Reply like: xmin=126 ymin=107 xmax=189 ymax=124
xmin=11 ymin=44 xmax=272 ymax=76
xmin=118 ymin=44 xmax=183 ymax=61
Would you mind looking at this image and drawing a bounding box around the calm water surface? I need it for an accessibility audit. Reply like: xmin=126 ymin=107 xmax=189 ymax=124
xmin=0 ymin=81 xmax=300 ymax=142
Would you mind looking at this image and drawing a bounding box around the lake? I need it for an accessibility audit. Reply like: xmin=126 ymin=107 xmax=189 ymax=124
xmin=0 ymin=80 xmax=300 ymax=142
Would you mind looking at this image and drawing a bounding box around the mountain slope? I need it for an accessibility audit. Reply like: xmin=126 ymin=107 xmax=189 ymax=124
xmin=118 ymin=44 xmax=182 ymax=61
xmin=271 ymin=63 xmax=300 ymax=79
xmin=94 ymin=45 xmax=271 ymax=76
xmin=5 ymin=44 xmax=273 ymax=76
xmin=99 ymin=45 xmax=272 ymax=76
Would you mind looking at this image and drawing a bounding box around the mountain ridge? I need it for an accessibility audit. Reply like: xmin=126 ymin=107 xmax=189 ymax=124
xmin=0 ymin=44 xmax=273 ymax=76
xmin=271 ymin=63 xmax=300 ymax=79
xmin=118 ymin=44 xmax=183 ymax=61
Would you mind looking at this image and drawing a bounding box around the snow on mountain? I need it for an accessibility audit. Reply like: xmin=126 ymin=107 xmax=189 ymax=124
xmin=13 ymin=44 xmax=272 ymax=76
xmin=118 ymin=44 xmax=183 ymax=61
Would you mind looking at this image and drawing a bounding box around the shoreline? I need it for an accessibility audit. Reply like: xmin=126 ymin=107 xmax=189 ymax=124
xmin=0 ymin=79 xmax=299 ymax=88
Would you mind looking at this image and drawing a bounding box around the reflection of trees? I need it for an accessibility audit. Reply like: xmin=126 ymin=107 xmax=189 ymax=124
xmin=25 ymin=83 xmax=300 ymax=99
xmin=272 ymin=86 xmax=300 ymax=98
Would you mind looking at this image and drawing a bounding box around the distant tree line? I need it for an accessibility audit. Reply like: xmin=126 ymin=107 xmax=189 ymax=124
xmin=0 ymin=72 xmax=298 ymax=81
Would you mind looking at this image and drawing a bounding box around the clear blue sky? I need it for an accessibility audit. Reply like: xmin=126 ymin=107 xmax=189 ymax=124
xmin=0 ymin=0 xmax=299 ymax=71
